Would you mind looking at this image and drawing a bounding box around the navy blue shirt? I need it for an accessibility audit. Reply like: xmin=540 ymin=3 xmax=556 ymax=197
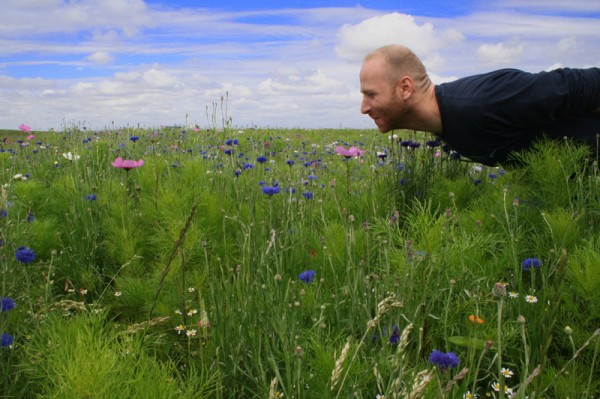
xmin=435 ymin=68 xmax=600 ymax=165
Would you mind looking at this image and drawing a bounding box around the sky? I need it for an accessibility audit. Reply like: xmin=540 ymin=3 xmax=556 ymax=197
xmin=1 ymin=0 xmax=599 ymax=131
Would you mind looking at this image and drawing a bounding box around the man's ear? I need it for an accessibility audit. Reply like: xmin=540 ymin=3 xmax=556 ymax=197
xmin=397 ymin=76 xmax=414 ymax=99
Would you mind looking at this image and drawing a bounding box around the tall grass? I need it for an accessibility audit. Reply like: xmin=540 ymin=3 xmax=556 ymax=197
xmin=1 ymin=127 xmax=599 ymax=398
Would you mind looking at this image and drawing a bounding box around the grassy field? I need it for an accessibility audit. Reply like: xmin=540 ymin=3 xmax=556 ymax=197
xmin=1 ymin=125 xmax=599 ymax=398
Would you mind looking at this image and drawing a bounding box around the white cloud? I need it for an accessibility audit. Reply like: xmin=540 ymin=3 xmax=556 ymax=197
xmin=335 ymin=13 xmax=464 ymax=63
xmin=85 ymin=51 xmax=113 ymax=64
xmin=476 ymin=41 xmax=525 ymax=65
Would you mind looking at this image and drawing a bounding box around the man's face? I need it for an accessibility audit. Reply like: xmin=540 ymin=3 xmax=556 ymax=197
xmin=360 ymin=57 xmax=406 ymax=133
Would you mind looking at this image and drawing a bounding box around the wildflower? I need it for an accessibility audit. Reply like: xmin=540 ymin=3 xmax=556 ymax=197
xmin=492 ymin=282 xmax=507 ymax=298
xmin=501 ymin=367 xmax=514 ymax=379
xmin=335 ymin=146 xmax=365 ymax=158
xmin=525 ymin=295 xmax=538 ymax=304
xmin=186 ymin=329 xmax=197 ymax=337
xmin=376 ymin=395 xmax=386 ymax=399
xmin=257 ymin=156 xmax=268 ymax=163
xmin=114 ymin=291 xmax=122 ymax=297
xmin=19 ymin=123 xmax=31 ymax=133
xmin=1 ymin=333 xmax=13 ymax=347
xmin=26 ymin=211 xmax=34 ymax=222
xmin=389 ymin=325 xmax=400 ymax=345
xmin=187 ymin=309 xmax=198 ymax=317
xmin=187 ymin=287 xmax=196 ymax=293
xmin=111 ymin=157 xmax=144 ymax=171
xmin=15 ymin=246 xmax=36 ymax=263
xmin=522 ymin=257 xmax=542 ymax=270
xmin=85 ymin=194 xmax=97 ymax=201
xmin=62 ymin=152 xmax=80 ymax=161
xmin=286 ymin=160 xmax=295 ymax=166
xmin=175 ymin=325 xmax=185 ymax=334
xmin=491 ymin=382 xmax=513 ymax=395
xmin=468 ymin=314 xmax=484 ymax=324
xmin=376 ymin=151 xmax=387 ymax=159
xmin=508 ymin=291 xmax=519 ymax=299
xmin=1 ymin=297 xmax=15 ymax=312
xmin=262 ymin=186 xmax=281 ymax=196
xmin=273 ymin=391 xmax=284 ymax=398
xmin=298 ymin=270 xmax=316 ymax=283
xmin=243 ymin=163 xmax=254 ymax=170
xmin=302 ymin=191 xmax=313 ymax=200
xmin=79 ymin=288 xmax=88 ymax=295
xmin=129 ymin=136 xmax=139 ymax=142
xmin=463 ymin=391 xmax=477 ymax=399
xmin=428 ymin=349 xmax=460 ymax=369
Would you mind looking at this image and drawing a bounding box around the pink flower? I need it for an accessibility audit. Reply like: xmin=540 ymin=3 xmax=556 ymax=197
xmin=112 ymin=157 xmax=144 ymax=171
xmin=26 ymin=134 xmax=36 ymax=141
xmin=335 ymin=146 xmax=365 ymax=158
xmin=19 ymin=124 xmax=32 ymax=133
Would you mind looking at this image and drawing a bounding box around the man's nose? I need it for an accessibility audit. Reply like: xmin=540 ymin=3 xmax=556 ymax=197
xmin=361 ymin=97 xmax=370 ymax=114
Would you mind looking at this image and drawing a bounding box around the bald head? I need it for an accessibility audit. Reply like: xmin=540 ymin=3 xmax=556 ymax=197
xmin=364 ymin=45 xmax=430 ymax=90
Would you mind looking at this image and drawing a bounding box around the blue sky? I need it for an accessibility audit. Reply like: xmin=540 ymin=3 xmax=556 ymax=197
xmin=1 ymin=0 xmax=599 ymax=130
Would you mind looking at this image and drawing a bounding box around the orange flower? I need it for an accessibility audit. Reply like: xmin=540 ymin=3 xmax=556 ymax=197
xmin=469 ymin=314 xmax=484 ymax=324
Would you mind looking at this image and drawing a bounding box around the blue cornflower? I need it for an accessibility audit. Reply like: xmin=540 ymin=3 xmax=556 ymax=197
xmin=258 ymin=181 xmax=266 ymax=186
xmin=429 ymin=350 xmax=460 ymax=369
xmin=129 ymin=136 xmax=139 ymax=142
xmin=287 ymin=160 xmax=295 ymax=166
xmin=257 ymin=156 xmax=268 ymax=163
xmin=307 ymin=174 xmax=317 ymax=180
xmin=27 ymin=211 xmax=35 ymax=223
xmin=234 ymin=170 xmax=242 ymax=177
xmin=298 ymin=270 xmax=316 ymax=283
xmin=408 ymin=142 xmax=421 ymax=149
xmin=1 ymin=297 xmax=15 ymax=312
xmin=243 ymin=163 xmax=254 ymax=170
xmin=389 ymin=326 xmax=400 ymax=345
xmin=85 ymin=194 xmax=97 ymax=201
xmin=224 ymin=149 xmax=232 ymax=155
xmin=1 ymin=333 xmax=13 ymax=347
xmin=262 ymin=186 xmax=281 ymax=196
xmin=15 ymin=246 xmax=36 ymax=263
xmin=302 ymin=191 xmax=313 ymax=200
xmin=522 ymin=258 xmax=542 ymax=271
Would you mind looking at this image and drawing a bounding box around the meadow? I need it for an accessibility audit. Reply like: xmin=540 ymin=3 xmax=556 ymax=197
xmin=1 ymin=124 xmax=599 ymax=398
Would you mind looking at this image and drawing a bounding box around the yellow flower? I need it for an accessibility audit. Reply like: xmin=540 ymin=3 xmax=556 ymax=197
xmin=501 ymin=367 xmax=514 ymax=378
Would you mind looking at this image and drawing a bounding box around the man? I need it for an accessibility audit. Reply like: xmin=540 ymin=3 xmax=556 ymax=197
xmin=360 ymin=45 xmax=600 ymax=165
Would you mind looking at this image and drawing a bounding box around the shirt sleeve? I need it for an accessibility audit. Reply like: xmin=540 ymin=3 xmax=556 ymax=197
xmin=478 ymin=68 xmax=600 ymax=129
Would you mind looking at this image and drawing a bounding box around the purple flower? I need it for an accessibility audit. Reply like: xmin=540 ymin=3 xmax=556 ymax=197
xmin=522 ymin=258 xmax=542 ymax=270
xmin=298 ymin=270 xmax=316 ymax=283
xmin=1 ymin=297 xmax=15 ymax=312
xmin=389 ymin=326 xmax=400 ymax=345
xmin=262 ymin=186 xmax=280 ymax=196
xmin=1 ymin=333 xmax=13 ymax=347
xmin=429 ymin=350 xmax=460 ymax=369
xmin=15 ymin=246 xmax=36 ymax=263
xmin=85 ymin=194 xmax=97 ymax=201
xmin=129 ymin=136 xmax=139 ymax=142
xmin=257 ymin=156 xmax=268 ymax=163
xmin=302 ymin=191 xmax=313 ymax=200
xmin=287 ymin=160 xmax=295 ymax=166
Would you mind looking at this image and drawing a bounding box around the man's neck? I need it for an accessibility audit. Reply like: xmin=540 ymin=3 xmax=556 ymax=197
xmin=411 ymin=84 xmax=442 ymax=134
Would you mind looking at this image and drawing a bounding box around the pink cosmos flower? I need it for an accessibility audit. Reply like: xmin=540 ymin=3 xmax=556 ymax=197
xmin=112 ymin=157 xmax=144 ymax=171
xmin=19 ymin=124 xmax=32 ymax=133
xmin=26 ymin=134 xmax=36 ymax=141
xmin=335 ymin=146 xmax=365 ymax=158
